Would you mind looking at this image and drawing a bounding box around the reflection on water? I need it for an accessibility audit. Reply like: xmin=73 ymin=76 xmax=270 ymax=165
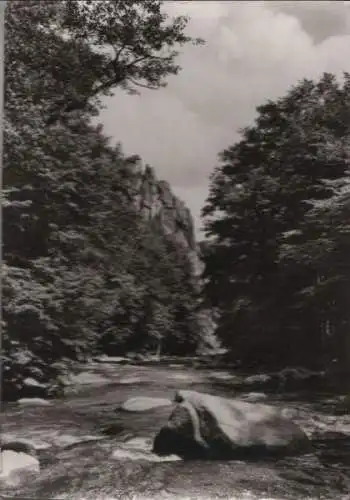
xmin=1 ymin=361 xmax=350 ymax=499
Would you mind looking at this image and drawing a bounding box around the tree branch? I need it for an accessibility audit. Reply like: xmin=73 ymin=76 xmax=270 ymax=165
xmin=128 ymin=77 xmax=159 ymax=90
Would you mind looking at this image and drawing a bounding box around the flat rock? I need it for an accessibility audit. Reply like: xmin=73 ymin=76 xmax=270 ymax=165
xmin=17 ymin=398 xmax=52 ymax=406
xmin=210 ymin=371 xmax=236 ymax=381
xmin=119 ymin=376 xmax=143 ymax=385
xmin=112 ymin=436 xmax=181 ymax=462
xmin=94 ymin=355 xmax=128 ymax=364
xmin=167 ymin=372 xmax=201 ymax=382
xmin=70 ymin=372 xmax=110 ymax=385
xmin=23 ymin=377 xmax=47 ymax=388
xmin=21 ymin=378 xmax=49 ymax=398
xmin=120 ymin=397 xmax=173 ymax=412
xmin=242 ymin=392 xmax=268 ymax=402
xmin=245 ymin=374 xmax=271 ymax=384
xmin=51 ymin=434 xmax=103 ymax=447
xmin=111 ymin=446 xmax=180 ymax=462
xmin=124 ymin=437 xmax=153 ymax=449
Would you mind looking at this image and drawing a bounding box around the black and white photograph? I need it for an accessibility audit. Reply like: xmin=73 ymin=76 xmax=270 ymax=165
xmin=1 ymin=1 xmax=350 ymax=498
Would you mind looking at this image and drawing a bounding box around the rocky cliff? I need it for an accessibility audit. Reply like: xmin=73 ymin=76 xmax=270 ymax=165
xmin=126 ymin=162 xmax=202 ymax=274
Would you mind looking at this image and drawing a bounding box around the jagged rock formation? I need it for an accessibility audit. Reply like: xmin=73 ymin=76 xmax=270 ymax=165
xmin=137 ymin=165 xmax=195 ymax=249
xmin=126 ymin=162 xmax=201 ymax=274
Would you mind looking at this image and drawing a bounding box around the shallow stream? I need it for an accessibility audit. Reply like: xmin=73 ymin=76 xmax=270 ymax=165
xmin=1 ymin=359 xmax=350 ymax=499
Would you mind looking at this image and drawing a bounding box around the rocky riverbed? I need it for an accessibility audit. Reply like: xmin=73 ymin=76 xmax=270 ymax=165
xmin=1 ymin=358 xmax=350 ymax=499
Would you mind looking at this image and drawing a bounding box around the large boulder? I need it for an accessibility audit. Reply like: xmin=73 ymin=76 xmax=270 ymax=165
xmin=0 ymin=441 xmax=40 ymax=487
xmin=152 ymin=390 xmax=310 ymax=460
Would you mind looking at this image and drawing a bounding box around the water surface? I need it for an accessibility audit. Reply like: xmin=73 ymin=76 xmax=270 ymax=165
xmin=1 ymin=360 xmax=350 ymax=499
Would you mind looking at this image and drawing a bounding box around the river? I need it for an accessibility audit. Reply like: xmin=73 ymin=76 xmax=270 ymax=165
xmin=1 ymin=359 xmax=350 ymax=499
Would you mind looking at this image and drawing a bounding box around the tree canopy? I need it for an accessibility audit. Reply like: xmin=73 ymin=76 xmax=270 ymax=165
xmin=202 ymin=72 xmax=350 ymax=384
xmin=6 ymin=0 xmax=203 ymax=125
xmin=3 ymin=0 xmax=203 ymax=400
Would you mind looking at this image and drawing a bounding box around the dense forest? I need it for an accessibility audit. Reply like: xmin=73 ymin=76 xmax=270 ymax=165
xmin=3 ymin=1 xmax=350 ymax=401
xmin=2 ymin=0 xmax=205 ymax=399
xmin=202 ymin=72 xmax=350 ymax=389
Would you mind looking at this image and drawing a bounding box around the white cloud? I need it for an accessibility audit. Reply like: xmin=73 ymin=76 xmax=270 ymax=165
xmin=99 ymin=1 xmax=350 ymax=238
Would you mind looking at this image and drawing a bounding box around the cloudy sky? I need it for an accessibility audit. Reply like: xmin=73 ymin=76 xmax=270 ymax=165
xmin=99 ymin=1 xmax=350 ymax=238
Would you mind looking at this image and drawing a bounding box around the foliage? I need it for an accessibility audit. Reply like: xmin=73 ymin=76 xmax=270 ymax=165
xmin=6 ymin=0 xmax=203 ymax=125
xmin=3 ymin=0 xmax=203 ymax=399
xmin=202 ymin=73 xmax=350 ymax=380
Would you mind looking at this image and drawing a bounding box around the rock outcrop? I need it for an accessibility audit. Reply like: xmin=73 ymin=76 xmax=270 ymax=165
xmin=135 ymin=165 xmax=196 ymax=250
xmin=152 ymin=390 xmax=310 ymax=460
xmin=123 ymin=162 xmax=201 ymax=274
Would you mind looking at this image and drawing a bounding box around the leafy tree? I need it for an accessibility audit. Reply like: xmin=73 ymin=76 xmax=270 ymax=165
xmin=97 ymin=221 xmax=201 ymax=356
xmin=202 ymin=73 xmax=350 ymax=374
xmin=278 ymin=182 xmax=350 ymax=385
xmin=3 ymin=0 xmax=204 ymax=398
xmin=6 ymin=0 xmax=203 ymax=125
